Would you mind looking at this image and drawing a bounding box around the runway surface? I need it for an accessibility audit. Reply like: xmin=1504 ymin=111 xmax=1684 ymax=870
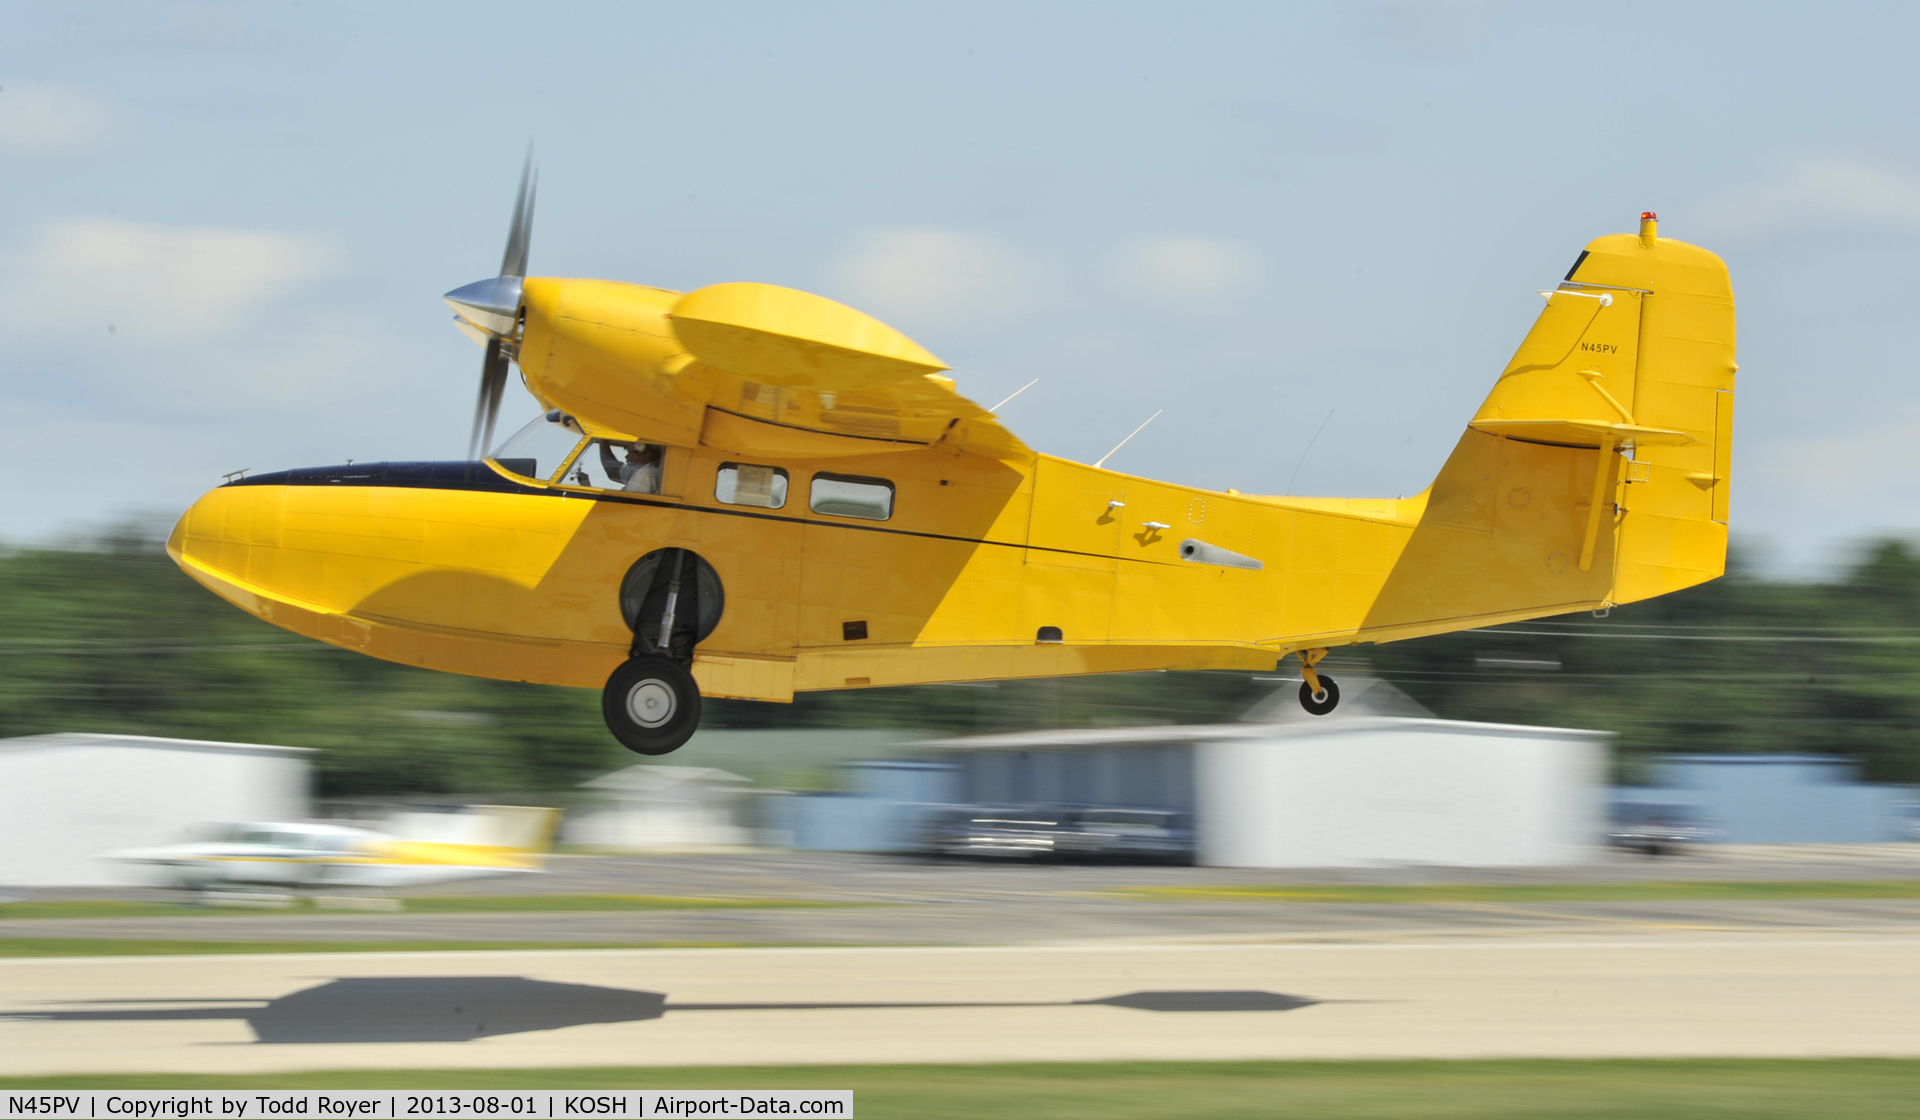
xmin=9 ymin=847 xmax=1920 ymax=1076
xmin=5 ymin=934 xmax=1920 ymax=1075
xmin=10 ymin=898 xmax=1920 ymax=947
xmin=39 ymin=844 xmax=1920 ymax=907
xmin=13 ymin=845 xmax=1920 ymax=948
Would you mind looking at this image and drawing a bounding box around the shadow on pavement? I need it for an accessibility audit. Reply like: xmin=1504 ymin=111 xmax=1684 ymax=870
xmin=15 ymin=976 xmax=1320 ymax=1043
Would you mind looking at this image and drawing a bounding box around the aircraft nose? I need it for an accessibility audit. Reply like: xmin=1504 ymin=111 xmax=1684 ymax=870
xmin=168 ymin=478 xmax=289 ymax=615
xmin=165 ymin=506 xmax=191 ymax=566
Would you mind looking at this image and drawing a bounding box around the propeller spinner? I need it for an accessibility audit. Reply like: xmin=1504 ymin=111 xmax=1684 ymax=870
xmin=445 ymin=154 xmax=538 ymax=462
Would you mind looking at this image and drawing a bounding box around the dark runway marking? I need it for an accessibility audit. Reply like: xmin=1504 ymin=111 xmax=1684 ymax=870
xmin=1077 ymin=990 xmax=1317 ymax=1012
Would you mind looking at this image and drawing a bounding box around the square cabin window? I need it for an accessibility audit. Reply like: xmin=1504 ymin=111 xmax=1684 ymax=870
xmin=715 ymin=463 xmax=789 ymax=509
xmin=809 ymin=473 xmax=894 ymax=521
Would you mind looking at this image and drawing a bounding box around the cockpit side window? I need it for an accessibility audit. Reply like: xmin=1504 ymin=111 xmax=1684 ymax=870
xmin=810 ymin=473 xmax=894 ymax=520
xmin=560 ymin=440 xmax=664 ymax=494
xmin=715 ymin=463 xmax=788 ymax=509
xmin=489 ymin=410 xmax=587 ymax=482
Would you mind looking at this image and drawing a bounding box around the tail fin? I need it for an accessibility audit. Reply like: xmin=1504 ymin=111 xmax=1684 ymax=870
xmin=1363 ymin=217 xmax=1735 ymax=635
xmin=467 ymin=805 xmax=562 ymax=856
xmin=382 ymin=804 xmax=561 ymax=871
xmin=1557 ymin=222 xmax=1736 ymax=601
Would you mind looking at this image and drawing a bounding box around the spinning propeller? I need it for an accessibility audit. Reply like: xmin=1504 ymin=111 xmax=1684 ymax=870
xmin=444 ymin=154 xmax=538 ymax=461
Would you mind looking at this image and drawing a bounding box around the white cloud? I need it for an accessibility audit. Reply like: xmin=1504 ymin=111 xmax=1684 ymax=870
xmin=1116 ymin=236 xmax=1260 ymax=305
xmin=5 ymin=219 xmax=333 ymax=338
xmin=1702 ymin=158 xmax=1920 ymax=239
xmin=828 ymin=229 xmax=1032 ymax=328
xmin=0 ymin=80 xmax=116 ymax=157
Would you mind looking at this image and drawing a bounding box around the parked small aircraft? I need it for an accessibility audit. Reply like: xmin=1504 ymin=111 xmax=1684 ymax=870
xmin=169 ymin=160 xmax=1736 ymax=755
xmin=109 ymin=805 xmax=558 ymax=891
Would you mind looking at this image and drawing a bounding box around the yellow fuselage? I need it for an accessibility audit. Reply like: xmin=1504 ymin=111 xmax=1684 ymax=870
xmin=170 ymin=229 xmax=1736 ymax=702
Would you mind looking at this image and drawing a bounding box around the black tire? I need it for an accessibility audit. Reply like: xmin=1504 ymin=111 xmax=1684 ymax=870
xmin=602 ymin=656 xmax=702 ymax=755
xmin=1298 ymin=675 xmax=1340 ymax=716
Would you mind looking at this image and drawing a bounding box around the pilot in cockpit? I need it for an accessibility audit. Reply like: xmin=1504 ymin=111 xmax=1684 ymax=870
xmin=598 ymin=440 xmax=662 ymax=494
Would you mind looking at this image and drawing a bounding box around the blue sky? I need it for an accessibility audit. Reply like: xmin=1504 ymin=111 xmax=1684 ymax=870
xmin=4 ymin=2 xmax=1918 ymax=573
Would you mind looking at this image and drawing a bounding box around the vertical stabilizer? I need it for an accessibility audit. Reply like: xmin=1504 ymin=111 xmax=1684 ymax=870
xmin=1362 ymin=217 xmax=1735 ymax=636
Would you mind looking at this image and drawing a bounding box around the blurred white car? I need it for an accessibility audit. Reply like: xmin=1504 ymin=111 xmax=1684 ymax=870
xmin=924 ymin=804 xmax=1193 ymax=864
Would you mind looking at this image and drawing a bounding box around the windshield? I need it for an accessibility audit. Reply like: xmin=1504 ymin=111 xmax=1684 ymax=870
xmin=559 ymin=439 xmax=664 ymax=494
xmin=490 ymin=410 xmax=587 ymax=481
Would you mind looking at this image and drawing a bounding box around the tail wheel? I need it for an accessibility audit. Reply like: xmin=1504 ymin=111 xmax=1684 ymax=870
xmin=603 ymin=656 xmax=702 ymax=755
xmin=1298 ymin=676 xmax=1340 ymax=716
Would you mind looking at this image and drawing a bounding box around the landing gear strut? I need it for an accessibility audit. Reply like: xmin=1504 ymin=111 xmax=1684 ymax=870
xmin=603 ymin=547 xmax=724 ymax=755
xmin=1295 ymin=648 xmax=1339 ymax=716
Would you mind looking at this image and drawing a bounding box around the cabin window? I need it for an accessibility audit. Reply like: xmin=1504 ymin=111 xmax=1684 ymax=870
xmin=715 ymin=463 xmax=789 ymax=509
xmin=490 ymin=409 xmax=586 ymax=482
xmin=810 ymin=473 xmax=894 ymax=520
xmin=561 ymin=439 xmax=663 ymax=494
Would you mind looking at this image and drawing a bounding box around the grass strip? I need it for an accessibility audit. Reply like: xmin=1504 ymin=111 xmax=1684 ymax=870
xmin=0 ymin=895 xmax=855 ymax=921
xmin=3 ymin=1059 xmax=1918 ymax=1118
xmin=0 ymin=939 xmax=766 ymax=957
xmin=1114 ymin=879 xmax=1920 ymax=904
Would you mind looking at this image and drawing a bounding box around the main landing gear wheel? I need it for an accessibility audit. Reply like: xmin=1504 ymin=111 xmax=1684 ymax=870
xmin=602 ymin=656 xmax=701 ymax=755
xmin=1298 ymin=676 xmax=1340 ymax=716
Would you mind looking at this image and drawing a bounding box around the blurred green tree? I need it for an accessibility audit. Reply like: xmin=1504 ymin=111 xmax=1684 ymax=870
xmin=5 ymin=528 xmax=1918 ymax=792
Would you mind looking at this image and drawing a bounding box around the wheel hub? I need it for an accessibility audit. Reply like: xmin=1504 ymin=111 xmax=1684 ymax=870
xmin=626 ymin=679 xmax=676 ymax=728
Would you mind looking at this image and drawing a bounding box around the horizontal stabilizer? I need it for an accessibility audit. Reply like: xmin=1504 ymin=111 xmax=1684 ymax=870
xmin=1468 ymin=418 xmax=1693 ymax=447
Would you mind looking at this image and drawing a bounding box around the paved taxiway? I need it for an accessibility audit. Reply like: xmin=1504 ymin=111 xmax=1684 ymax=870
xmin=5 ymin=934 xmax=1920 ymax=1076
xmin=14 ymin=845 xmax=1920 ymax=948
xmin=10 ymin=898 xmax=1920 ymax=947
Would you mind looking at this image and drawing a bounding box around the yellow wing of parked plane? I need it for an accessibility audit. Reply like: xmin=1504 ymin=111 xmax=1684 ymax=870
xmin=169 ymin=161 xmax=1736 ymax=760
xmin=110 ymin=806 xmax=561 ymax=892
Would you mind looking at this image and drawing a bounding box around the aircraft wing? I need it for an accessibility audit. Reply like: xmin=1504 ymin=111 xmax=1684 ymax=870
xmin=520 ymin=280 xmax=1031 ymax=461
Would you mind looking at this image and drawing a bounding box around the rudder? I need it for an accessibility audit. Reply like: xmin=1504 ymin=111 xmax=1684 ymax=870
xmin=1471 ymin=216 xmax=1736 ymax=605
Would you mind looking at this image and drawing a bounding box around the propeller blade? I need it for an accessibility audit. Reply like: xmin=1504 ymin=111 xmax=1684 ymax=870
xmin=457 ymin=149 xmax=538 ymax=470
xmin=499 ymin=151 xmax=537 ymax=279
xmin=445 ymin=153 xmax=537 ymax=333
xmin=467 ymin=337 xmax=511 ymax=462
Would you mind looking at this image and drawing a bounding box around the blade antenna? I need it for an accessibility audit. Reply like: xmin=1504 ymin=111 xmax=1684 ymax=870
xmin=989 ymin=378 xmax=1039 ymax=413
xmin=1285 ymin=409 xmax=1335 ymax=496
xmin=1093 ymin=409 xmax=1163 ymax=470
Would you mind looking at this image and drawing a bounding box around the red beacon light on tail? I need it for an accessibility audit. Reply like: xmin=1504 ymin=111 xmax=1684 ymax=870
xmin=1639 ymin=211 xmax=1659 ymax=248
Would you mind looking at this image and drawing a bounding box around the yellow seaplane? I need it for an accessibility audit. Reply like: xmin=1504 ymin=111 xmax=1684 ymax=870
xmin=169 ymin=163 xmax=1736 ymax=755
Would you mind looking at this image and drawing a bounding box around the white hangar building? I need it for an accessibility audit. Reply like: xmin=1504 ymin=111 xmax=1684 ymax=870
xmin=0 ymin=733 xmax=312 ymax=887
xmin=920 ymin=680 xmax=1610 ymax=868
